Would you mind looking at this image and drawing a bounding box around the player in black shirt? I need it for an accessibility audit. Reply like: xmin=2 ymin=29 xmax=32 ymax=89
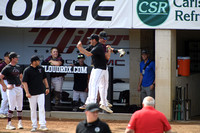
xmin=72 ymin=54 xmax=89 ymax=111
xmin=22 ymin=55 xmax=49 ymax=132
xmin=0 ymin=52 xmax=23 ymax=130
xmin=76 ymin=103 xmax=111 ymax=133
xmin=77 ymin=34 xmax=107 ymax=109
xmin=98 ymin=31 xmax=113 ymax=113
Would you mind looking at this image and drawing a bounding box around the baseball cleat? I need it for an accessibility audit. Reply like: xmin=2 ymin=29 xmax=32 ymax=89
xmin=100 ymin=105 xmax=113 ymax=113
xmin=39 ymin=126 xmax=48 ymax=131
xmin=0 ymin=114 xmax=7 ymax=118
xmin=79 ymin=104 xmax=86 ymax=109
xmin=107 ymin=101 xmax=113 ymax=108
xmin=31 ymin=127 xmax=37 ymax=132
xmin=18 ymin=122 xmax=24 ymax=129
xmin=6 ymin=124 xmax=16 ymax=130
xmin=99 ymin=101 xmax=113 ymax=108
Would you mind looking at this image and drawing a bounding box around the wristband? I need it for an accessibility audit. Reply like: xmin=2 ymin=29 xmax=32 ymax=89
xmin=113 ymin=49 xmax=118 ymax=54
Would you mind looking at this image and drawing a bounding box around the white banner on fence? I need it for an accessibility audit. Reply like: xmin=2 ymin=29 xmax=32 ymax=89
xmin=0 ymin=0 xmax=132 ymax=28
xmin=42 ymin=65 xmax=88 ymax=74
xmin=133 ymin=0 xmax=200 ymax=29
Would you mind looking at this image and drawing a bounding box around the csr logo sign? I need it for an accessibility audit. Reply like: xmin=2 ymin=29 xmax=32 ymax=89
xmin=1 ymin=0 xmax=115 ymax=21
xmin=137 ymin=0 xmax=170 ymax=26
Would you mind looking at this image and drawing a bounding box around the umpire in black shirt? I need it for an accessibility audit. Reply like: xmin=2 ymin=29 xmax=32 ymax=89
xmin=76 ymin=103 xmax=111 ymax=133
xmin=22 ymin=55 xmax=49 ymax=132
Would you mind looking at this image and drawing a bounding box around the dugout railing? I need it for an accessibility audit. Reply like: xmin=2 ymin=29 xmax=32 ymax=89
xmin=20 ymin=65 xmax=114 ymax=111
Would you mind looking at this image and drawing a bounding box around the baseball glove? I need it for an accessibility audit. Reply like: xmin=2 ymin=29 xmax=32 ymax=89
xmin=118 ymin=49 xmax=126 ymax=57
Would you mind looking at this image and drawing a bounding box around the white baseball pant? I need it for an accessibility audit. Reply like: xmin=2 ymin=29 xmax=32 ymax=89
xmin=0 ymin=80 xmax=8 ymax=114
xmin=85 ymin=68 xmax=106 ymax=104
xmin=51 ymin=76 xmax=63 ymax=92
xmin=73 ymin=90 xmax=87 ymax=103
xmin=99 ymin=67 xmax=109 ymax=106
xmin=28 ymin=93 xmax=46 ymax=128
xmin=7 ymin=86 xmax=23 ymax=111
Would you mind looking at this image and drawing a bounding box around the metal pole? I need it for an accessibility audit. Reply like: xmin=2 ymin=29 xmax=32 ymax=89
xmin=108 ymin=67 xmax=113 ymax=104
xmin=45 ymin=73 xmax=51 ymax=111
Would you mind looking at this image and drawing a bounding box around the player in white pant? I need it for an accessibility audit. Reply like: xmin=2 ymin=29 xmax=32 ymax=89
xmin=98 ymin=31 xmax=113 ymax=113
xmin=0 ymin=52 xmax=10 ymax=118
xmin=98 ymin=31 xmax=125 ymax=113
xmin=0 ymin=52 xmax=24 ymax=130
xmin=72 ymin=54 xmax=88 ymax=111
xmin=22 ymin=55 xmax=49 ymax=132
xmin=6 ymin=85 xmax=23 ymax=115
xmin=77 ymin=34 xmax=112 ymax=113
xmin=99 ymin=67 xmax=109 ymax=106
xmin=0 ymin=80 xmax=9 ymax=118
xmin=28 ymin=94 xmax=46 ymax=131
xmin=85 ymin=68 xmax=106 ymax=104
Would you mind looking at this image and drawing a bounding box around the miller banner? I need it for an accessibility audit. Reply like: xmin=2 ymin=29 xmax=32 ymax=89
xmin=0 ymin=0 xmax=132 ymax=28
xmin=133 ymin=0 xmax=200 ymax=29
xmin=0 ymin=28 xmax=130 ymax=79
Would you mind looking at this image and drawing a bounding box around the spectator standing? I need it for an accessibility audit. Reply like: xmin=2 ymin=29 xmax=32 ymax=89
xmin=137 ymin=49 xmax=155 ymax=103
xmin=125 ymin=96 xmax=172 ymax=133
xmin=22 ymin=55 xmax=49 ymax=132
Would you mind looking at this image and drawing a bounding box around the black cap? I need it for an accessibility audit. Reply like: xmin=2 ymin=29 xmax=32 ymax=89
xmin=87 ymin=34 xmax=99 ymax=41
xmin=77 ymin=54 xmax=85 ymax=59
xmin=99 ymin=31 xmax=107 ymax=40
xmin=85 ymin=103 xmax=100 ymax=112
xmin=9 ymin=52 xmax=20 ymax=59
xmin=141 ymin=49 xmax=149 ymax=54
xmin=4 ymin=52 xmax=10 ymax=57
xmin=31 ymin=55 xmax=40 ymax=62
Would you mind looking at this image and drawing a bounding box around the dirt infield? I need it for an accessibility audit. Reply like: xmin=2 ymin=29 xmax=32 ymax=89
xmin=0 ymin=117 xmax=200 ymax=133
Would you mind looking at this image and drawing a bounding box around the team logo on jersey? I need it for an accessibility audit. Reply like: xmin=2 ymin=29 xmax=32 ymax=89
xmin=13 ymin=67 xmax=20 ymax=73
xmin=38 ymin=68 xmax=42 ymax=73
xmin=137 ymin=0 xmax=170 ymax=26
xmin=94 ymin=127 xmax=100 ymax=132
xmin=12 ymin=67 xmax=20 ymax=77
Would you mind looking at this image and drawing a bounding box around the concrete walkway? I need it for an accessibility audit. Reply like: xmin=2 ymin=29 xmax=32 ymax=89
xmin=18 ymin=110 xmax=132 ymax=121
